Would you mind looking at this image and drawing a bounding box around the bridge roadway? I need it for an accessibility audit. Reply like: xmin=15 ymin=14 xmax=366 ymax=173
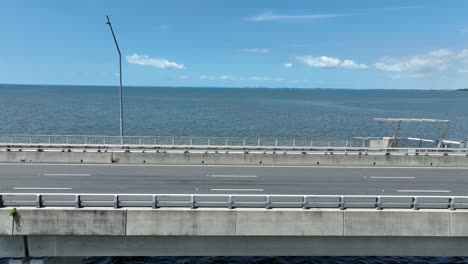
xmin=0 ymin=163 xmax=467 ymax=195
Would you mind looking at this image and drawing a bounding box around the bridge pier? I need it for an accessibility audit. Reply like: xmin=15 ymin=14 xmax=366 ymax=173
xmin=9 ymin=257 xmax=84 ymax=264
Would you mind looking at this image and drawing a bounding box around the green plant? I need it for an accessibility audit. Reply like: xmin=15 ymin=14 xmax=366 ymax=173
xmin=8 ymin=208 xmax=17 ymax=217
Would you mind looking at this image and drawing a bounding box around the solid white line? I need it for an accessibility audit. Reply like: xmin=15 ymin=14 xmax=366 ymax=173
xmin=371 ymin=177 xmax=415 ymax=179
xmin=397 ymin=190 xmax=451 ymax=193
xmin=13 ymin=187 xmax=72 ymax=190
xmin=40 ymin=174 xmax=91 ymax=176
xmin=208 ymin=174 xmax=257 ymax=178
xmin=210 ymin=188 xmax=264 ymax=192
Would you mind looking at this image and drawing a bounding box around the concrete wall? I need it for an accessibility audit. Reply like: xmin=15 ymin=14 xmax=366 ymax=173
xmin=2 ymin=208 xmax=468 ymax=257
xmin=0 ymin=150 xmax=467 ymax=167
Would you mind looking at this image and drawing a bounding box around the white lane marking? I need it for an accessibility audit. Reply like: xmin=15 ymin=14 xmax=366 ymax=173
xmin=210 ymin=188 xmax=264 ymax=192
xmin=39 ymin=174 xmax=92 ymax=176
xmin=208 ymin=174 xmax=257 ymax=178
xmin=370 ymin=176 xmax=415 ymax=179
xmin=13 ymin=187 xmax=72 ymax=190
xmin=3 ymin=163 xmax=468 ymax=169
xmin=397 ymin=189 xmax=451 ymax=193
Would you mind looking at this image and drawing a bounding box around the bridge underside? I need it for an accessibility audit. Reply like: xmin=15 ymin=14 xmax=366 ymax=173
xmin=3 ymin=236 xmax=468 ymax=257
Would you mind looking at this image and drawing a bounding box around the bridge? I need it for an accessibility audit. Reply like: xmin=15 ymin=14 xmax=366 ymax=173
xmin=0 ymin=131 xmax=467 ymax=263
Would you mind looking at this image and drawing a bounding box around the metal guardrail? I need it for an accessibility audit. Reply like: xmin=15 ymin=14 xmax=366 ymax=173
xmin=0 ymin=134 xmax=368 ymax=148
xmin=0 ymin=134 xmax=467 ymax=154
xmin=1 ymin=193 xmax=468 ymax=210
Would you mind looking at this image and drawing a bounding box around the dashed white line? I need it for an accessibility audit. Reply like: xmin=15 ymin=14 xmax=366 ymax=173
xmin=210 ymin=188 xmax=264 ymax=192
xmin=396 ymin=189 xmax=451 ymax=193
xmin=208 ymin=174 xmax=257 ymax=178
xmin=370 ymin=176 xmax=415 ymax=179
xmin=13 ymin=187 xmax=72 ymax=190
xmin=39 ymin=174 xmax=92 ymax=176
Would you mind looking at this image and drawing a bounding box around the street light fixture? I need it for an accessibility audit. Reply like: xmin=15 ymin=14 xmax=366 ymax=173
xmin=106 ymin=16 xmax=124 ymax=142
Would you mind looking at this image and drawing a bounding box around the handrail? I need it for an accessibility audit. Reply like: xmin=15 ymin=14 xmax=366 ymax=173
xmin=1 ymin=193 xmax=467 ymax=210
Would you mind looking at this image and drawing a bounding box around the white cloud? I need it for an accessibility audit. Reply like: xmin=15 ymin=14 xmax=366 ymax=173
xmin=249 ymin=76 xmax=283 ymax=82
xmin=391 ymin=73 xmax=426 ymax=79
xmin=200 ymin=75 xmax=236 ymax=81
xmin=247 ymin=12 xmax=343 ymax=22
xmin=200 ymin=75 xmax=283 ymax=82
xmin=283 ymin=63 xmax=293 ymax=68
xmin=126 ymin=54 xmax=185 ymax=69
xmin=295 ymin=55 xmax=367 ymax=69
xmin=375 ymin=49 xmax=456 ymax=73
xmin=159 ymin=25 xmax=170 ymax=30
xmin=242 ymin=48 xmax=270 ymax=54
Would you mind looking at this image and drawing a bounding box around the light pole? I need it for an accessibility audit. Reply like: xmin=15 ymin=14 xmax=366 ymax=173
xmin=106 ymin=15 xmax=124 ymax=142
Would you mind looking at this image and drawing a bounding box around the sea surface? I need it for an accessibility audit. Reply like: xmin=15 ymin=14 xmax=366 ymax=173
xmin=1 ymin=84 xmax=468 ymax=264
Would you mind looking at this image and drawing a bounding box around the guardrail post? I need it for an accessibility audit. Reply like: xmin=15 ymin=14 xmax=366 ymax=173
xmin=36 ymin=194 xmax=43 ymax=208
xmin=152 ymin=195 xmax=158 ymax=209
xmin=228 ymin=195 xmax=233 ymax=209
xmin=412 ymin=197 xmax=418 ymax=210
xmin=75 ymin=195 xmax=81 ymax=208
xmin=302 ymin=196 xmax=307 ymax=209
xmin=190 ymin=139 xmax=193 ymax=146
xmin=0 ymin=195 xmax=3 ymax=208
xmin=265 ymin=195 xmax=271 ymax=209
xmin=208 ymin=139 xmax=211 ymax=146
xmin=376 ymin=196 xmax=382 ymax=210
xmin=258 ymin=139 xmax=260 ymax=147
xmin=339 ymin=196 xmax=345 ymax=210
xmin=311 ymin=140 xmax=313 ymax=147
xmin=293 ymin=139 xmax=296 ymax=147
xmin=172 ymin=137 xmax=175 ymax=146
xmin=275 ymin=139 xmax=278 ymax=147
xmin=85 ymin=137 xmax=88 ymax=144
xmin=139 ymin=138 xmax=142 ymax=145
xmin=243 ymin=138 xmax=246 ymax=146
xmin=190 ymin=195 xmax=195 ymax=209
xmin=114 ymin=195 xmax=120 ymax=209
xmin=66 ymin=136 xmax=69 ymax=144
xmin=450 ymin=197 xmax=456 ymax=210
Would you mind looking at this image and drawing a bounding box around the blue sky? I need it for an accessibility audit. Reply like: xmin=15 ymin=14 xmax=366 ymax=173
xmin=2 ymin=0 xmax=468 ymax=89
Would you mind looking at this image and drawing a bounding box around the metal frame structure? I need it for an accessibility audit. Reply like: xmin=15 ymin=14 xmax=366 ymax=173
xmin=374 ymin=118 xmax=451 ymax=148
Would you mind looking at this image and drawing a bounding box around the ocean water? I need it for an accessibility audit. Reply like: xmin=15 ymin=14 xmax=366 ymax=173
xmin=0 ymin=84 xmax=467 ymax=140
xmin=1 ymin=84 xmax=468 ymax=263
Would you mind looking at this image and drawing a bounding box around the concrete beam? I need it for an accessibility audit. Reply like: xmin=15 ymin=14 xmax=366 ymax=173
xmin=127 ymin=209 xmax=236 ymax=236
xmin=235 ymin=209 xmax=343 ymax=236
xmin=344 ymin=210 xmax=451 ymax=236
xmin=26 ymin=236 xmax=468 ymax=257
xmin=13 ymin=208 xmax=126 ymax=236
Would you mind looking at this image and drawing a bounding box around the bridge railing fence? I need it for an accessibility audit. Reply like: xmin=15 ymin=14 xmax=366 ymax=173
xmin=1 ymin=193 xmax=468 ymax=210
xmin=0 ymin=134 xmax=369 ymax=148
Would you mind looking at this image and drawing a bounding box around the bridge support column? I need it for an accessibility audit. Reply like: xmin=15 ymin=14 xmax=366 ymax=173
xmin=9 ymin=258 xmax=85 ymax=264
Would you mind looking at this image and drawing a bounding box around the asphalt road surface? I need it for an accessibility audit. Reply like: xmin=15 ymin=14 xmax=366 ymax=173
xmin=0 ymin=163 xmax=467 ymax=196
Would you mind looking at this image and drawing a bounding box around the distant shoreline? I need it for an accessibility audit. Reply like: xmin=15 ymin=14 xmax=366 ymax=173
xmin=0 ymin=83 xmax=463 ymax=91
xmin=457 ymin=89 xmax=468 ymax=91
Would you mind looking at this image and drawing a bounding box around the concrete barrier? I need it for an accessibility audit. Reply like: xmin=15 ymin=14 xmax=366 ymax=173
xmin=0 ymin=151 xmax=112 ymax=164
xmin=2 ymin=208 xmax=468 ymax=257
xmin=1 ymin=150 xmax=467 ymax=167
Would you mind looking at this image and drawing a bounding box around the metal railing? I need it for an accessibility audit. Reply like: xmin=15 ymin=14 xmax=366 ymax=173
xmin=0 ymin=134 xmax=466 ymax=155
xmin=1 ymin=193 xmax=467 ymax=210
xmin=0 ymin=134 xmax=368 ymax=148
